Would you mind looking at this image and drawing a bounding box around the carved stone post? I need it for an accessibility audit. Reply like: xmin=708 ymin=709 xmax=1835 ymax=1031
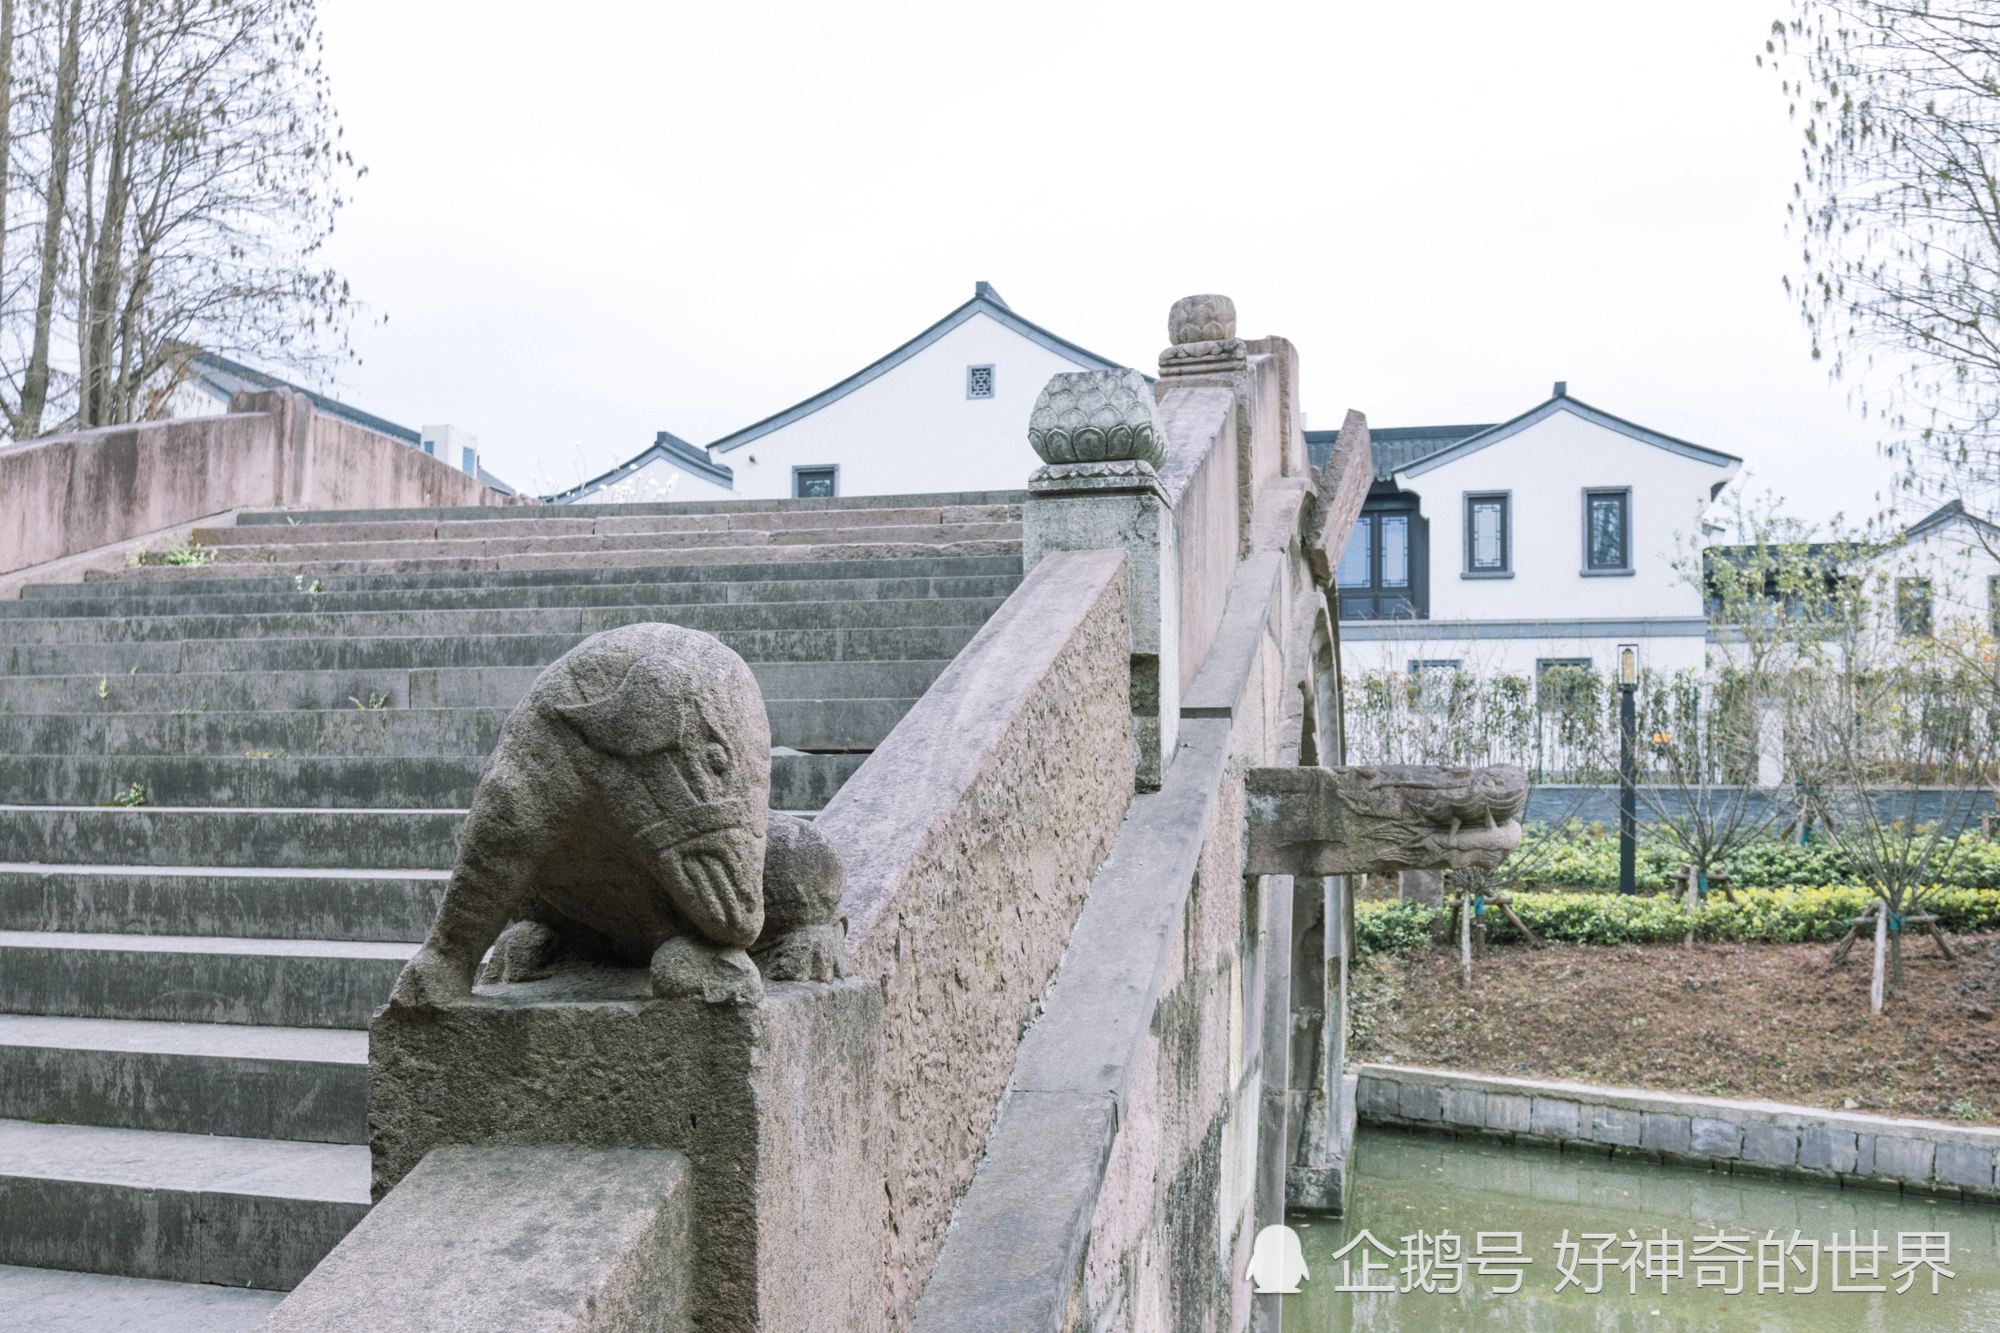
xmin=1022 ymin=368 xmax=1180 ymax=790
xmin=1245 ymin=763 xmax=1527 ymax=1218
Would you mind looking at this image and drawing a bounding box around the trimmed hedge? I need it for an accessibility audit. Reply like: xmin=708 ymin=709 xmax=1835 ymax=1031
xmin=1516 ymin=825 xmax=2000 ymax=894
xmin=1353 ymin=885 xmax=2000 ymax=954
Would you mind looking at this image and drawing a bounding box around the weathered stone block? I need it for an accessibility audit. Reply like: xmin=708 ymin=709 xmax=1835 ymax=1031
xmin=1356 ymin=1074 xmax=1399 ymax=1119
xmin=1873 ymin=1136 xmax=1935 ymax=1183
xmin=1398 ymin=1083 xmax=1443 ymax=1123
xmin=1936 ymin=1143 xmax=1997 ymax=1190
xmin=1441 ymin=1086 xmax=1484 ymax=1128
xmin=259 ymin=1145 xmax=693 ymax=1333
xmin=1589 ymin=1106 xmax=1642 ymax=1147
xmin=370 ymin=973 xmax=884 ymax=1333
xmin=1799 ymin=1125 xmax=1857 ymax=1173
xmin=1530 ymin=1098 xmax=1581 ymax=1140
xmin=1856 ymin=1134 xmax=1876 ymax=1177
xmin=1640 ymin=1113 xmax=1691 ymax=1155
xmin=1743 ymin=1122 xmax=1799 ymax=1167
xmin=1484 ymin=1094 xmax=1531 ymax=1134
xmin=1690 ymin=1118 xmax=1743 ymax=1159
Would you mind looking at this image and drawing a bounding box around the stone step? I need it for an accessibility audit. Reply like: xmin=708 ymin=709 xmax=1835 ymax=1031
xmin=227 ymin=491 xmax=1026 ymax=527
xmin=0 ymin=730 xmax=898 ymax=807
xmin=0 ymin=707 xmax=510 ymax=758
xmin=0 ymin=865 xmax=444 ymax=941
xmin=0 ymin=571 xmax=1023 ymax=621
xmin=0 ymin=1118 xmax=368 ymax=1289
xmin=212 ymin=499 xmax=1021 ymax=541
xmin=0 ymin=806 xmax=464 ymax=869
xmin=21 ymin=552 xmax=1024 ymax=602
xmin=1 ymin=623 xmax=983 ymax=676
xmin=190 ymin=519 xmax=1022 ymax=558
xmin=0 ymin=755 xmax=484 ymax=809
xmin=0 ymin=1262 xmax=285 ymax=1332
xmin=0 ymin=694 xmax=917 ymax=758
xmin=0 ymin=931 xmax=415 ymax=1028
xmin=0 ymin=594 xmax=1009 ymax=645
xmin=84 ymin=537 xmax=1023 ymax=583
xmin=0 ymin=658 xmax=951 ymax=715
xmin=0 ymin=1015 xmax=366 ymax=1142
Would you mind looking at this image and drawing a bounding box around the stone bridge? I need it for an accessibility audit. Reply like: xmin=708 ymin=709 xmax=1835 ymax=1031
xmin=0 ymin=295 xmax=1523 ymax=1332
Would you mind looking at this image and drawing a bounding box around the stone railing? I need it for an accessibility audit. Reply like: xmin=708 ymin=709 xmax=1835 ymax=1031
xmin=0 ymin=386 xmax=505 ymax=579
xmin=817 ymin=547 xmax=1136 ymax=1331
xmin=912 ymin=295 xmax=1387 ymax=1333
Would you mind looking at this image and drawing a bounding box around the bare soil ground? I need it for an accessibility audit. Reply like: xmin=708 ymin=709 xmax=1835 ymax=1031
xmin=1349 ymin=931 xmax=2000 ymax=1125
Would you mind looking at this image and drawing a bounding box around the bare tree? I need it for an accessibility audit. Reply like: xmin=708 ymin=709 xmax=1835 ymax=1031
xmin=1 ymin=0 xmax=357 ymax=438
xmin=1766 ymin=3 xmax=2000 ymax=516
xmin=1788 ymin=588 xmax=1991 ymax=1013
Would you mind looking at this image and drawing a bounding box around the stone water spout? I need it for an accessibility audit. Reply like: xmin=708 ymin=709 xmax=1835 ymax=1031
xmin=1244 ymin=763 xmax=1530 ymax=877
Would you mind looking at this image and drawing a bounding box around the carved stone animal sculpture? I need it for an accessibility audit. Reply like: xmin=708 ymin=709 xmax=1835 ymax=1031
xmin=1243 ymin=763 xmax=1530 ymax=877
xmin=388 ymin=622 xmax=844 ymax=1008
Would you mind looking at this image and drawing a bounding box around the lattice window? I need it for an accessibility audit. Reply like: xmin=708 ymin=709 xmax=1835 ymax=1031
xmin=966 ymin=365 xmax=995 ymax=399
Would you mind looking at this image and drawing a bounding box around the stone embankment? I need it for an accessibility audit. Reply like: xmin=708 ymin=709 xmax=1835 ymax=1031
xmin=1357 ymin=1063 xmax=2000 ymax=1204
xmin=0 ymin=492 xmax=1024 ymax=1329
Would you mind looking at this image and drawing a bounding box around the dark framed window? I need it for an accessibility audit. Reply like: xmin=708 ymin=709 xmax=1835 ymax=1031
xmin=793 ymin=466 xmax=838 ymax=499
xmin=1335 ymin=495 xmax=1428 ymax=620
xmin=1465 ymin=493 xmax=1510 ymax=573
xmin=1408 ymin=659 xmax=1462 ymax=674
xmin=1584 ymin=489 xmax=1630 ymax=571
xmin=1990 ymin=575 xmax=2000 ymax=637
xmin=1898 ymin=577 xmax=1933 ymax=638
xmin=966 ymin=365 xmax=995 ymax=399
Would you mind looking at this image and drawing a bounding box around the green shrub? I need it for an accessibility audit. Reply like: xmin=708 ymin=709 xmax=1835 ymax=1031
xmin=1353 ymin=899 xmax=1443 ymax=956
xmin=1353 ymin=885 xmax=2000 ymax=953
xmin=1508 ymin=822 xmax=2000 ymax=894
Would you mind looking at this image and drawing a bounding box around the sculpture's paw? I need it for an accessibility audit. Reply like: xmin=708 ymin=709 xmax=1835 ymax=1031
xmin=650 ymin=935 xmax=765 ymax=1006
xmin=752 ymin=924 xmax=846 ymax=983
xmin=389 ymin=946 xmax=474 ymax=1009
xmin=478 ymin=920 xmax=563 ymax=985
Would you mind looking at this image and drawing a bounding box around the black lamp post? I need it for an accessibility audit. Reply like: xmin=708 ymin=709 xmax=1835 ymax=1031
xmin=1618 ymin=643 xmax=1637 ymax=896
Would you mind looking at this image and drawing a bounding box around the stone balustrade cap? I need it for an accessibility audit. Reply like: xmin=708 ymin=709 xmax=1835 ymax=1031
xmin=1028 ymin=368 xmax=1167 ymax=468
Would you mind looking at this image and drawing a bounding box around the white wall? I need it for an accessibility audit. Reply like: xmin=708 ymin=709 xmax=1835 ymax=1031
xmin=1866 ymin=516 xmax=2000 ymax=636
xmin=1400 ymin=407 xmax=1733 ymax=623
xmin=577 ymin=456 xmax=738 ymax=504
xmin=715 ymin=311 xmax=1099 ymax=501
xmin=1339 ymin=629 xmax=1709 ymax=681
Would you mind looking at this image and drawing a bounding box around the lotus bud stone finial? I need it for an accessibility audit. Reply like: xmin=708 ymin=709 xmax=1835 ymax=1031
xmin=1168 ymin=294 xmax=1237 ymax=346
xmin=1027 ymin=368 xmax=1166 ymax=468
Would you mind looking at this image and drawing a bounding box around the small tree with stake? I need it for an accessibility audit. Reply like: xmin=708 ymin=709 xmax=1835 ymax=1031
xmin=1789 ymin=582 xmax=1989 ymax=1013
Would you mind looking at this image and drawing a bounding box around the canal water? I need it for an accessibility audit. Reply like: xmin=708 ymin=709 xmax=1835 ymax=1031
xmin=1283 ymin=1129 xmax=2000 ymax=1332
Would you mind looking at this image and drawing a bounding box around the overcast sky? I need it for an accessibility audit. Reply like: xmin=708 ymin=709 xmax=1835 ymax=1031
xmin=315 ymin=0 xmax=1888 ymax=528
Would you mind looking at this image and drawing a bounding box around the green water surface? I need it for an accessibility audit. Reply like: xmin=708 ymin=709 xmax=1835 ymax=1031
xmin=1283 ymin=1130 xmax=2000 ymax=1333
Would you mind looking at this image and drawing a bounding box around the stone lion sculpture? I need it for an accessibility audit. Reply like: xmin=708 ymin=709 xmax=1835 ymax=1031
xmin=389 ymin=623 xmax=845 ymax=1009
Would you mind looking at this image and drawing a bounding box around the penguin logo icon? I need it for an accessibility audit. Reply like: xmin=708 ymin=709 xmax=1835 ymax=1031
xmin=1248 ymin=1224 xmax=1310 ymax=1294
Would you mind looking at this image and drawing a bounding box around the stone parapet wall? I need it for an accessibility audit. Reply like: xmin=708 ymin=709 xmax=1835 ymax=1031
xmin=1156 ymin=386 xmax=1238 ymax=699
xmin=0 ymin=388 xmax=501 ymax=576
xmin=818 ymin=548 xmax=1135 ymax=1331
xmin=1357 ymin=1064 xmax=2000 ymax=1203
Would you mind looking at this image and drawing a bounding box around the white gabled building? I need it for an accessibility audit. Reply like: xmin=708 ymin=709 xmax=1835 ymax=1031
xmin=556 ymin=283 xmax=1129 ymax=505
xmin=1316 ymin=384 xmax=1742 ymax=682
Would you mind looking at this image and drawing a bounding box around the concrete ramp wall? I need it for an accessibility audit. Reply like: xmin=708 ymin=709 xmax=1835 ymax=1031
xmin=0 ymin=387 xmax=504 ymax=576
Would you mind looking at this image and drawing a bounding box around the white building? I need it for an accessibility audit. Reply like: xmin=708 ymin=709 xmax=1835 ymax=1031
xmin=556 ymin=283 xmax=1127 ymax=504
xmin=1316 ymin=384 xmax=1742 ymax=684
xmin=1852 ymin=499 xmax=2000 ymax=640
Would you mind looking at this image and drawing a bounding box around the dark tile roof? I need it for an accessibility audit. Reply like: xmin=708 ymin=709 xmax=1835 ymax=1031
xmin=1304 ymin=424 xmax=1494 ymax=481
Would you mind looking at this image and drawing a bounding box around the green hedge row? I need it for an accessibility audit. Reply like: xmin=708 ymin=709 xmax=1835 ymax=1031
xmin=1353 ymin=885 xmax=2000 ymax=955
xmin=1518 ymin=826 xmax=2000 ymax=894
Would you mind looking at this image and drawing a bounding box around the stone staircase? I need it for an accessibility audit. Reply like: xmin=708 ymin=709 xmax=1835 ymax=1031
xmin=0 ymin=493 xmax=1024 ymax=1330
